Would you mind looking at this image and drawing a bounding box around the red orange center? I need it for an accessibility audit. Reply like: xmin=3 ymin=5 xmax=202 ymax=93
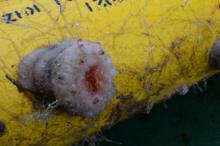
xmin=85 ymin=65 xmax=101 ymax=92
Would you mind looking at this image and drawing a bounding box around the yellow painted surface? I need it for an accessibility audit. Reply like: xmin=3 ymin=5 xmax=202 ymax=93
xmin=0 ymin=0 xmax=219 ymax=145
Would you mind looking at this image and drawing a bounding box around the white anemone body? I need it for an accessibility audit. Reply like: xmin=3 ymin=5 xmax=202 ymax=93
xmin=18 ymin=39 xmax=116 ymax=118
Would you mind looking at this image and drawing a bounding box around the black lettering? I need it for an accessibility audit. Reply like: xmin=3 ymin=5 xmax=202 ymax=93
xmin=33 ymin=4 xmax=41 ymax=12
xmin=85 ymin=2 xmax=93 ymax=12
xmin=54 ymin=0 xmax=61 ymax=5
xmin=25 ymin=5 xmax=40 ymax=16
xmin=2 ymin=13 xmax=16 ymax=24
xmin=14 ymin=11 xmax=22 ymax=19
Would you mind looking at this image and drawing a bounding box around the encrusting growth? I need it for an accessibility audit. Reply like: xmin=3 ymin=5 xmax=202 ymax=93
xmin=210 ymin=39 xmax=220 ymax=69
xmin=18 ymin=39 xmax=117 ymax=118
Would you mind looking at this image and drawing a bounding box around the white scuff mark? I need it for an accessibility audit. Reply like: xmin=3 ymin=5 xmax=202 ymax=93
xmin=176 ymin=84 xmax=189 ymax=95
xmin=202 ymin=78 xmax=208 ymax=89
xmin=193 ymin=82 xmax=203 ymax=93
xmin=183 ymin=0 xmax=190 ymax=5
xmin=146 ymin=103 xmax=154 ymax=114
xmin=163 ymin=102 xmax=168 ymax=109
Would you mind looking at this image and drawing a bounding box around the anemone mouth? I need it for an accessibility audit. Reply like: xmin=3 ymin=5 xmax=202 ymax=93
xmin=84 ymin=65 xmax=102 ymax=93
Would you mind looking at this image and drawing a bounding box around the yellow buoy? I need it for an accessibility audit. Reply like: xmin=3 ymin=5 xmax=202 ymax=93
xmin=0 ymin=0 xmax=219 ymax=145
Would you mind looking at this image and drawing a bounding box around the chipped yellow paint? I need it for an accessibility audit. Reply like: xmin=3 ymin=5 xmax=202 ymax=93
xmin=0 ymin=0 xmax=220 ymax=145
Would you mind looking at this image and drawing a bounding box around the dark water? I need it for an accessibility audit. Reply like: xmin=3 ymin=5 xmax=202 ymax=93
xmin=101 ymin=74 xmax=220 ymax=146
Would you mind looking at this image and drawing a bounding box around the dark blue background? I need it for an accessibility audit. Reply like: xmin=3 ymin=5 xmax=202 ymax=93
xmin=101 ymin=74 xmax=220 ymax=146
